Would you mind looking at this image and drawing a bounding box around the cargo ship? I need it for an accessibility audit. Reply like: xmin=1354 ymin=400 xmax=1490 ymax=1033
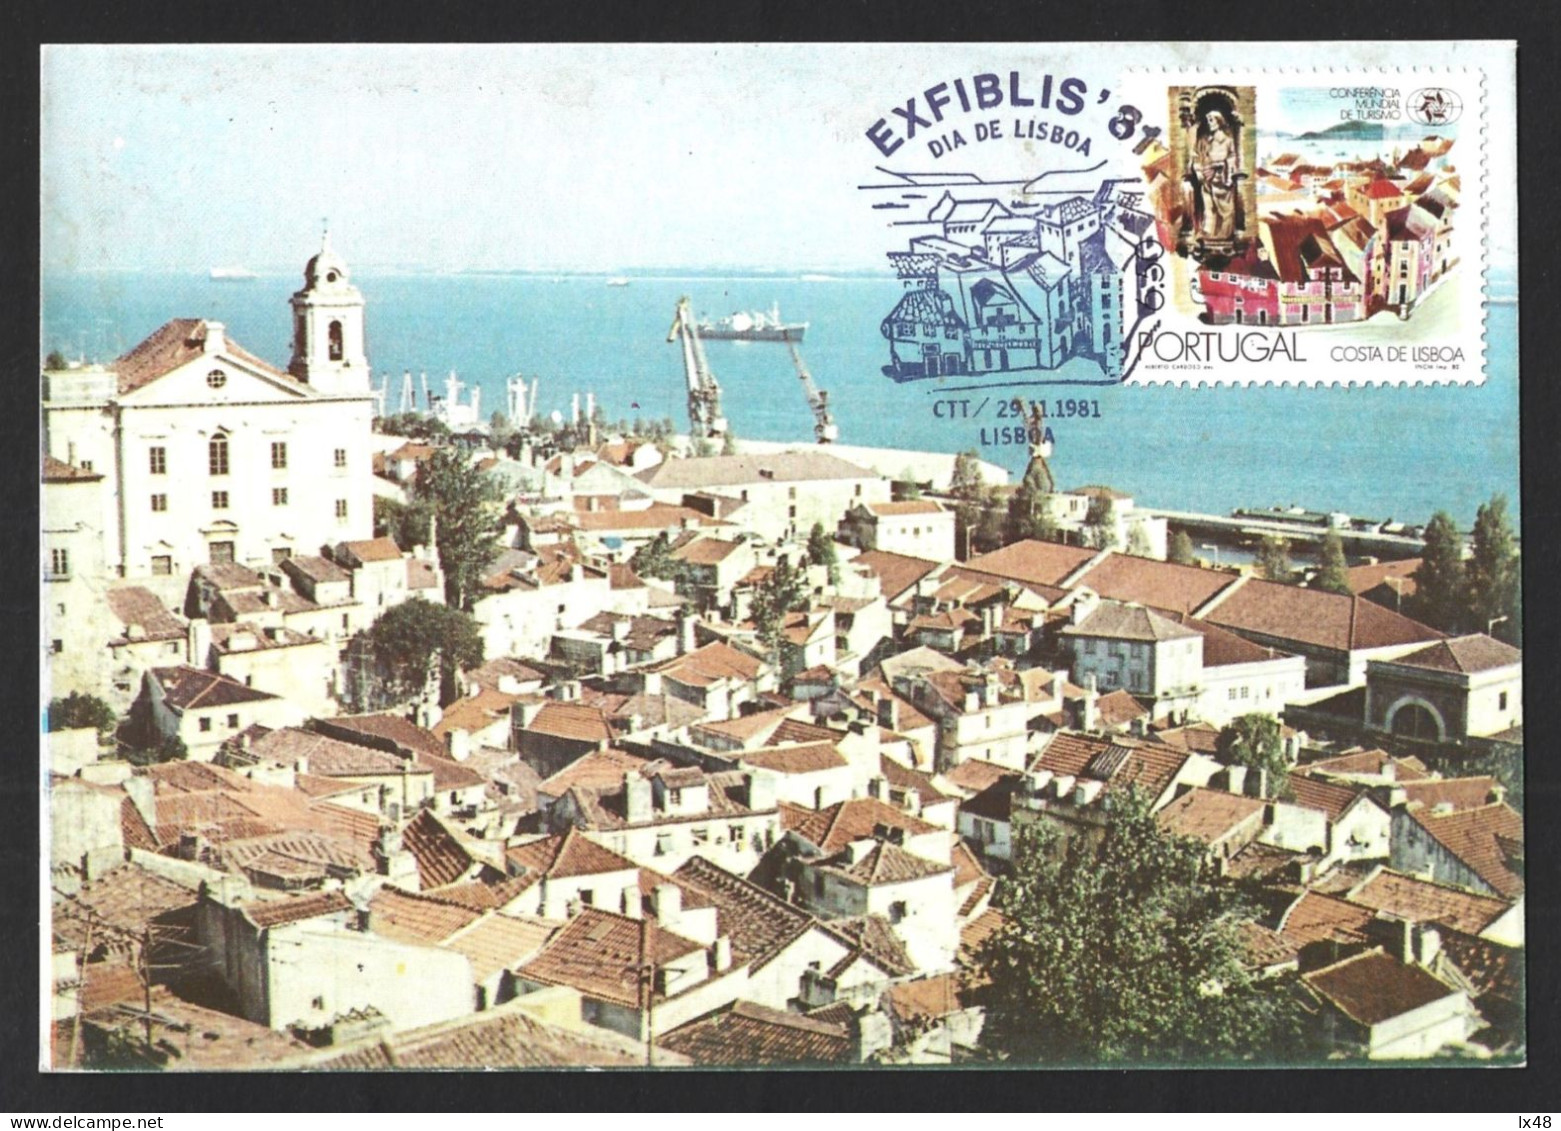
xmin=696 ymin=303 xmax=807 ymax=342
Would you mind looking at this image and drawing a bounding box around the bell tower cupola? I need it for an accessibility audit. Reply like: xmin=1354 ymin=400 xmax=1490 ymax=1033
xmin=288 ymin=228 xmax=369 ymax=393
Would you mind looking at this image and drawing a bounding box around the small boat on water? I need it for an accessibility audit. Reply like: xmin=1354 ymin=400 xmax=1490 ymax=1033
xmin=605 ymin=276 xmax=631 ymax=287
xmin=209 ymin=266 xmax=258 ymax=281
xmin=696 ymin=303 xmax=808 ymax=342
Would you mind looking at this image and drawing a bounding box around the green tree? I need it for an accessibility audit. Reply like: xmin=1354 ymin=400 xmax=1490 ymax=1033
xmin=374 ymin=495 xmax=435 ymax=551
xmin=1314 ymin=530 xmax=1352 ymax=595
xmin=752 ymin=557 xmax=809 ymax=656
xmin=1215 ymin=713 xmax=1289 ymax=793
xmin=1254 ymin=536 xmax=1293 ymax=583
xmin=950 ymin=449 xmax=984 ymax=501
xmin=721 ymin=429 xmax=739 ymax=456
xmin=414 ymin=447 xmax=504 ymax=610
xmin=47 ymin=692 xmax=116 ymax=737
xmin=1413 ymin=511 xmax=1466 ymax=633
xmin=1126 ymin=523 xmax=1154 ymax=559
xmin=977 ymin=790 xmax=1310 ymax=1064
xmin=1081 ymin=495 xmax=1120 ymax=551
xmin=805 ymin=522 xmax=840 ymax=586
xmin=488 ymin=410 xmax=515 ymax=452
xmin=45 ymin=349 xmax=69 ymax=370
xmin=894 ymin=476 xmax=923 ymax=500
xmin=1005 ymin=463 xmax=1059 ymax=545
xmin=363 ymin=598 xmax=485 ymax=706
xmin=692 ymin=436 xmax=716 ymax=458
xmin=971 ymin=487 xmax=1008 ymax=554
xmin=1466 ymin=494 xmax=1520 ymax=644
xmin=629 ymin=532 xmax=677 ymax=581
xmin=1168 ymin=531 xmax=1197 ymax=566
xmin=124 ymin=734 xmax=187 ymax=767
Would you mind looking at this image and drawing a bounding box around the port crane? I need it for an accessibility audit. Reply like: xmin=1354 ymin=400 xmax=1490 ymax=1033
xmin=667 ymin=297 xmax=728 ymax=440
xmin=782 ymin=330 xmax=838 ymax=444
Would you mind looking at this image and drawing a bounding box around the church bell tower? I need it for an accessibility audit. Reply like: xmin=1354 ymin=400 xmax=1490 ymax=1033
xmin=288 ymin=230 xmax=369 ymax=393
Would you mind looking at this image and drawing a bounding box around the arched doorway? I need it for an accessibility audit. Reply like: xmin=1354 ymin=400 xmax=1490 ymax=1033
xmin=1388 ymin=700 xmax=1444 ymax=742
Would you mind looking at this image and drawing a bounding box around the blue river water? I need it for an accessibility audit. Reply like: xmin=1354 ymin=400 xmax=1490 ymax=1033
xmin=42 ymin=269 xmax=1519 ymax=529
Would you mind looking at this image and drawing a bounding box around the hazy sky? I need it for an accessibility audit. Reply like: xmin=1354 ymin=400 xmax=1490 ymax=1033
xmin=42 ymin=43 xmax=1515 ymax=274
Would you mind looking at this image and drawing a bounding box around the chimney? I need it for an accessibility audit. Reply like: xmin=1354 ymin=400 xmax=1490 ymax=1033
xmin=187 ymin=618 xmax=213 ymax=667
xmin=1381 ymin=760 xmax=1397 ymax=783
xmin=1386 ymin=785 xmax=1408 ymax=809
xmin=745 ymin=770 xmax=776 ymax=812
xmin=467 ymin=681 xmax=482 ymax=698
xmin=611 ymin=618 xmax=630 ymax=642
xmin=203 ymin=322 xmax=226 ymax=355
xmin=877 ymin=696 xmax=899 ymax=732
xmin=1082 ymin=674 xmax=1099 ymax=732
xmin=983 ymin=672 xmax=1000 ymax=706
xmin=446 ymin=729 xmax=471 ymax=761
xmin=649 ymin=883 xmax=682 ymax=927
xmin=625 ymin=774 xmax=654 ymax=824
xmin=1414 ymin=923 xmax=1442 ymax=967
xmin=677 ymin=611 xmax=697 ymax=656
xmin=981 ymin=605 xmax=996 ymax=640
xmin=711 ymin=935 xmax=733 ymax=973
xmin=620 ymin=887 xmax=642 ymax=920
xmin=867 ymin=777 xmax=888 ymax=803
xmin=963 ymin=692 xmax=980 ymax=713
xmin=1224 ymin=764 xmax=1247 ymax=795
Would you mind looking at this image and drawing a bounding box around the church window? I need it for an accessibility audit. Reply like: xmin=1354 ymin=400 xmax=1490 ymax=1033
xmin=209 ymin=435 xmax=229 ymax=476
xmin=149 ymin=447 xmax=167 ymax=475
xmin=328 ymin=321 xmax=344 ymax=361
xmin=334 ymin=448 xmax=347 ymax=469
xmin=209 ymin=542 xmax=235 ymax=565
xmin=335 ymin=499 xmax=349 ymax=524
xmin=150 ymin=494 xmax=168 ymax=513
xmin=152 ymin=556 xmax=172 ymax=576
xmin=271 ymin=442 xmax=288 ymax=469
xmin=206 ymin=369 xmax=227 ymax=389
xmin=272 ymin=488 xmax=289 ymax=506
xmin=212 ymin=491 xmax=229 ymax=510
xmin=49 ymin=548 xmax=69 ymax=577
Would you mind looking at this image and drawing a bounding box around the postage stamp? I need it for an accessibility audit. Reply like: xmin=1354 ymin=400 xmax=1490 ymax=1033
xmin=860 ymin=54 xmax=1499 ymax=386
xmin=39 ymin=41 xmax=1522 ymax=1077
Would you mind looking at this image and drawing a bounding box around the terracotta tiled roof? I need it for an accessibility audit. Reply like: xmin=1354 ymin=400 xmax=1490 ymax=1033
xmin=1095 ymin=688 xmax=1153 ymax=728
xmin=879 ymin=754 xmax=954 ymax=806
xmin=250 ymin=728 xmax=409 ymax=777
xmin=79 ymin=960 xmax=146 ymax=1013
xmin=463 ymin=659 xmax=548 ymax=692
xmin=1236 ymin=920 xmax=1300 ymax=971
xmin=537 ymin=748 xmax=650 ymax=796
xmin=120 ymin=796 xmax=159 ymax=851
xmin=822 ymin=914 xmax=916 ymax=977
xmin=655 ymin=641 xmax=764 ymax=686
xmin=1063 ymin=601 xmax=1202 ymax=643
xmin=1387 ymin=635 xmax=1521 ymax=675
xmin=1207 ymin=580 xmax=1441 ymax=654
xmin=780 ymin=797 xmax=940 ymax=855
xmin=963 ymin=539 xmax=1098 ymax=588
xmin=1303 ymin=948 xmax=1459 ymax=1027
xmin=282 ymin=554 xmax=350 ymax=585
xmin=1300 ymin=748 xmax=1432 ymax=783
xmin=885 ymin=974 xmax=968 ymax=1024
xmin=505 ymin=828 xmax=639 ymax=881
xmin=50 ymin=862 xmax=197 ymax=953
xmin=1156 ymin=787 xmax=1265 ymax=845
xmin=105 ymin=587 xmax=186 ymax=642
xmin=1344 ymin=868 xmax=1514 ymax=937
xmin=1278 ymin=890 xmax=1376 ymax=948
xmin=1160 ymin=610 xmax=1290 ymax=666
xmin=1403 ymin=802 xmax=1524 ymax=899
xmin=867 ymin=500 xmax=946 ymax=517
xmin=670 ymin=537 xmax=744 ymax=565
xmin=1398 ymin=777 xmax=1505 ymax=813
xmin=1151 ymin=721 xmax=1223 ymax=758
xmin=1437 ymin=930 xmax=1523 ymax=1004
xmin=42 ymin=453 xmax=104 ymax=482
xmin=660 ymin=1000 xmax=851 ymax=1066
xmin=432 ymin=687 xmax=518 ymax=740
xmin=338 ymin=537 xmax=404 ymax=564
xmin=851 ymin=550 xmax=942 ymax=602
xmin=1287 ymin=776 xmax=1372 ymax=824
xmin=742 ymin=741 xmax=847 ymax=775
xmin=1346 ymin=558 xmax=1421 ymax=597
xmin=305 ymin=998 xmax=651 ymax=1069
xmin=517 ymin=908 xmax=703 ymax=1007
xmin=525 ymin=701 xmax=615 ymax=744
xmin=941 ymin=758 xmax=1018 ymax=796
xmin=637 ymin=451 xmax=877 ymax=489
xmin=369 ymin=886 xmax=484 ymax=945
xmin=959 ymin=907 xmax=1004 ymax=967
xmin=401 ymin=810 xmax=482 ymax=890
xmin=673 ymin=856 xmax=815 ymax=969
xmin=1032 ymin=732 xmax=1190 ymax=805
xmin=818 ymin=840 xmax=952 ymax=885
xmin=150 ymin=666 xmax=279 ymax=711
xmin=240 ymin=890 xmax=353 ymax=930
xmin=441 ymin=913 xmax=560 ymax=982
xmin=111 ymin=318 xmax=298 ymax=396
xmin=960 ymin=775 xmax=1020 ymax=823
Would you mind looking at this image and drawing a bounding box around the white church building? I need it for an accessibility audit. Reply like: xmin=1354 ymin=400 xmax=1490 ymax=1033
xmin=42 ymin=237 xmax=377 ymax=582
